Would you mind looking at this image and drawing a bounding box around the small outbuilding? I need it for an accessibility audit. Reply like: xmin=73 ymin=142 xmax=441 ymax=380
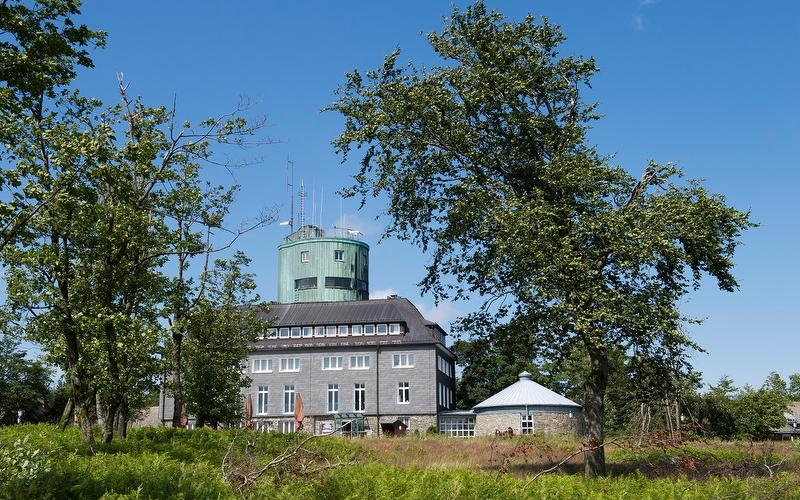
xmin=438 ymin=372 xmax=583 ymax=437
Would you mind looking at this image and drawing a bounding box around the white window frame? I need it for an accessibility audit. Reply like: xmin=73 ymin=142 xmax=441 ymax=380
xmin=283 ymin=385 xmax=295 ymax=414
xmin=398 ymin=382 xmax=410 ymax=404
xmin=302 ymin=326 xmax=313 ymax=338
xmin=279 ymin=327 xmax=289 ymax=338
xmin=300 ymin=251 xmax=309 ymax=263
xmin=322 ymin=356 xmax=344 ymax=370
xmin=388 ymin=323 xmax=401 ymax=335
xmin=351 ymin=324 xmax=363 ymax=336
xmin=337 ymin=325 xmax=349 ymax=337
xmin=267 ymin=328 xmax=278 ymax=339
xmin=376 ymin=324 xmax=388 ymax=335
xmin=521 ymin=414 xmax=534 ymax=435
xmin=354 ymin=383 xmax=366 ymax=412
xmin=252 ymin=359 xmax=272 ymax=373
xmin=279 ymin=420 xmax=295 ymax=433
xmin=392 ymin=353 xmax=415 ymax=368
xmin=325 ymin=326 xmax=337 ymax=338
xmin=334 ymin=249 xmax=344 ymax=262
xmin=327 ymin=384 xmax=339 ymax=413
xmin=349 ymin=355 xmax=370 ymax=370
xmin=314 ymin=326 xmax=325 ymax=338
xmin=255 ymin=420 xmax=273 ymax=432
xmin=279 ymin=358 xmax=300 ymax=372
xmin=257 ymin=386 xmax=268 ymax=415
xmin=363 ymin=324 xmax=375 ymax=336
xmin=290 ymin=327 xmax=301 ymax=338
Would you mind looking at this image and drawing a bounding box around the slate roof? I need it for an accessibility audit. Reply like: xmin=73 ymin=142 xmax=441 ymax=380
xmin=249 ymin=296 xmax=450 ymax=351
xmin=473 ymin=372 xmax=581 ymax=410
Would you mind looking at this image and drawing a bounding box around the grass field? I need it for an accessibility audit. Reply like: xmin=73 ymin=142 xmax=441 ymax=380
xmin=1 ymin=424 xmax=799 ymax=500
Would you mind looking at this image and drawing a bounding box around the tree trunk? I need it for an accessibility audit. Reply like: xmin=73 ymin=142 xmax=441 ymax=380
xmin=102 ymin=399 xmax=119 ymax=443
xmin=65 ymin=327 xmax=94 ymax=447
xmin=171 ymin=329 xmax=184 ymax=427
xmin=117 ymin=397 xmax=128 ymax=439
xmin=59 ymin=397 xmax=75 ymax=430
xmin=584 ymin=345 xmax=608 ymax=477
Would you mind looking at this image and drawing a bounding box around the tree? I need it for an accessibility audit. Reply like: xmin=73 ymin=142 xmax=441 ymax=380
xmin=182 ymin=252 xmax=264 ymax=428
xmin=329 ymin=2 xmax=753 ymax=475
xmin=0 ymin=333 xmax=52 ymax=424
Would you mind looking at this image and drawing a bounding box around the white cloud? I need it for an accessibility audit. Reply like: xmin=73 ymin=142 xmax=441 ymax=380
xmin=370 ymin=288 xmax=398 ymax=300
xmin=633 ymin=13 xmax=645 ymax=31
xmin=414 ymin=300 xmax=463 ymax=333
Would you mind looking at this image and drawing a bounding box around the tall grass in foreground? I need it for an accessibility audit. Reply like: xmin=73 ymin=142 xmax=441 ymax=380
xmin=1 ymin=424 xmax=799 ymax=500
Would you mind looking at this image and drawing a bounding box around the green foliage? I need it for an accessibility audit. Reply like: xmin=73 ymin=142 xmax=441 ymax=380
xmin=0 ymin=334 xmax=52 ymax=424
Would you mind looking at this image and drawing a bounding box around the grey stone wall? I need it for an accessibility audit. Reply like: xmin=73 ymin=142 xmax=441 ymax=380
xmin=473 ymin=410 xmax=583 ymax=436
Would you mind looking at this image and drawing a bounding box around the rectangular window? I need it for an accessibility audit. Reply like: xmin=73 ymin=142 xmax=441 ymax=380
xmin=389 ymin=323 xmax=401 ymax=335
xmin=279 ymin=327 xmax=289 ymax=338
xmin=334 ymin=249 xmax=344 ymax=261
xmin=279 ymin=420 xmax=295 ymax=433
xmin=255 ymin=420 xmax=272 ymax=432
xmin=314 ymin=326 xmax=325 ymax=338
xmin=267 ymin=328 xmax=278 ymax=339
xmin=322 ymin=356 xmax=343 ymax=370
xmin=351 ymin=324 xmax=363 ymax=336
xmin=283 ymin=385 xmax=295 ymax=414
xmin=392 ymin=353 xmax=415 ymax=368
xmin=349 ymin=355 xmax=370 ymax=369
xmin=337 ymin=325 xmax=349 ymax=337
xmin=300 ymin=251 xmax=309 ymax=263
xmin=252 ymin=359 xmax=272 ymax=373
xmin=354 ymin=383 xmax=366 ymax=412
xmin=280 ymin=358 xmax=300 ymax=372
xmin=325 ymin=326 xmax=337 ymax=337
xmin=303 ymin=326 xmax=313 ymax=338
xmin=364 ymin=324 xmax=375 ymax=336
xmin=294 ymin=277 xmax=317 ymax=290
xmin=291 ymin=327 xmax=301 ymax=338
xmin=327 ymin=384 xmax=339 ymax=413
xmin=325 ymin=276 xmax=352 ymax=289
xmin=257 ymin=386 xmax=268 ymax=414
xmin=438 ymin=416 xmax=475 ymax=437
xmin=398 ymin=382 xmax=410 ymax=404
xmin=376 ymin=324 xmax=388 ymax=335
xmin=521 ymin=415 xmax=534 ymax=435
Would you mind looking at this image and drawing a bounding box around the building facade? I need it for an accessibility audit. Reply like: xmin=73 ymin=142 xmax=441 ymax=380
xmin=160 ymin=224 xmax=456 ymax=434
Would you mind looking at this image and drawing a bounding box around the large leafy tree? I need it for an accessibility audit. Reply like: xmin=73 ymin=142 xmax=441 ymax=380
xmin=330 ymin=2 xmax=752 ymax=475
xmin=0 ymin=333 xmax=52 ymax=424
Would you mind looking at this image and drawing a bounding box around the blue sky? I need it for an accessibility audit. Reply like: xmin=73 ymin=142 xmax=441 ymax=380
xmin=55 ymin=0 xmax=800 ymax=389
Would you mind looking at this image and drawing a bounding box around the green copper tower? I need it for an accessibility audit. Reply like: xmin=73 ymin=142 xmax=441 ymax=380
xmin=277 ymin=225 xmax=369 ymax=303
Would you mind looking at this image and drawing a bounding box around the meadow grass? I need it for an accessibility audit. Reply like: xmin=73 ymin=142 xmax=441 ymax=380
xmin=1 ymin=424 xmax=798 ymax=500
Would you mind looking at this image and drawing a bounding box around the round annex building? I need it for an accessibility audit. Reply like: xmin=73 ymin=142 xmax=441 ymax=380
xmin=438 ymin=372 xmax=583 ymax=437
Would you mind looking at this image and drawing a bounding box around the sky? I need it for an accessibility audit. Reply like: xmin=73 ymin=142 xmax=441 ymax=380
xmin=28 ymin=0 xmax=800 ymax=389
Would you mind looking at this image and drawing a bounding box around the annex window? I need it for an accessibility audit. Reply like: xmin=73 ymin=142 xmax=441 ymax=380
xmin=325 ymin=325 xmax=337 ymax=337
xmin=291 ymin=327 xmax=301 ymax=338
xmin=327 ymin=384 xmax=339 ymax=413
xmin=267 ymin=328 xmax=278 ymax=339
xmin=322 ymin=356 xmax=343 ymax=370
xmin=349 ymin=355 xmax=370 ymax=370
xmin=334 ymin=249 xmax=344 ymax=261
xmin=363 ymin=324 xmax=375 ymax=336
xmin=398 ymin=382 xmax=410 ymax=404
xmin=314 ymin=326 xmax=325 ymax=338
xmin=521 ymin=415 xmax=534 ymax=435
xmin=279 ymin=358 xmax=300 ymax=372
xmin=279 ymin=420 xmax=294 ymax=433
xmin=439 ymin=416 xmax=475 ymax=438
xmin=354 ymin=383 xmax=366 ymax=412
xmin=255 ymin=421 xmax=272 ymax=432
xmin=325 ymin=276 xmax=352 ymax=289
xmin=257 ymin=386 xmax=268 ymax=415
xmin=252 ymin=359 xmax=272 ymax=373
xmin=283 ymin=385 xmax=295 ymax=414
xmin=437 ymin=355 xmax=451 ymax=377
xmin=279 ymin=327 xmax=290 ymax=338
xmin=294 ymin=277 xmax=317 ymax=290
xmin=392 ymin=353 xmax=415 ymax=368
xmin=351 ymin=324 xmax=363 ymax=336
xmin=338 ymin=325 xmax=348 ymax=337
xmin=388 ymin=323 xmax=401 ymax=335
xmin=300 ymin=251 xmax=309 ymax=263
xmin=376 ymin=324 xmax=388 ymax=335
xmin=302 ymin=326 xmax=313 ymax=338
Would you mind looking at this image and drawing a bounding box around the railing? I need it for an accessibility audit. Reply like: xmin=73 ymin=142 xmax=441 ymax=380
xmin=283 ymin=225 xmax=363 ymax=243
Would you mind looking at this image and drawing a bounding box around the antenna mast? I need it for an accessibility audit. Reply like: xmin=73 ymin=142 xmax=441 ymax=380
xmin=287 ymin=160 xmax=295 ymax=232
xmin=299 ymin=180 xmax=306 ymax=238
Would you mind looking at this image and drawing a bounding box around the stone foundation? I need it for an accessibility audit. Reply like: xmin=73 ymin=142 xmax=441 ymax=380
xmin=473 ymin=410 xmax=583 ymax=437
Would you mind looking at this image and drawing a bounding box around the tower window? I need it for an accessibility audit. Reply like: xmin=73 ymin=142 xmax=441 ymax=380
xmin=300 ymin=251 xmax=309 ymax=263
xmin=334 ymin=249 xmax=344 ymax=261
xmin=295 ymin=277 xmax=317 ymax=290
xmin=325 ymin=276 xmax=352 ymax=289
